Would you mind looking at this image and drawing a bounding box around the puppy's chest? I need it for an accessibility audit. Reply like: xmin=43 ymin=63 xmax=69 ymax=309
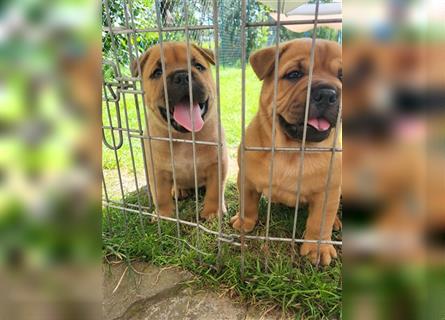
xmin=154 ymin=143 xmax=215 ymax=185
xmin=252 ymin=154 xmax=331 ymax=205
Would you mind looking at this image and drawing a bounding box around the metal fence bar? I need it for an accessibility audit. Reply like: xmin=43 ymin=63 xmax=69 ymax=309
xmin=103 ymin=25 xmax=214 ymax=34
xmin=246 ymin=18 xmax=342 ymax=28
xmin=239 ymin=0 xmax=248 ymax=277
xmin=131 ymin=95 xmax=154 ymax=217
xmin=102 ymin=80 xmax=127 ymax=227
xmin=116 ymin=89 xmax=145 ymax=94
xmin=103 ymin=127 xmax=343 ymax=150
xmin=103 ymin=126 xmax=141 ymax=134
xmin=105 ymin=128 xmax=221 ymax=145
xmin=132 ymin=135 xmax=219 ymax=146
xmin=102 ymin=171 xmax=113 ymax=233
xmin=290 ymin=0 xmax=321 ymax=265
xmin=212 ymin=0 xmax=225 ymax=268
xmin=316 ymin=106 xmax=343 ymax=265
xmin=103 ymin=200 xmax=342 ymax=246
xmin=264 ymin=0 xmax=282 ymax=271
xmin=154 ymin=0 xmax=182 ymax=242
xmin=245 ymin=146 xmax=343 ymax=152
xmin=183 ymin=0 xmax=202 ymax=259
xmin=102 ymin=19 xmax=342 ymax=34
xmin=120 ymin=91 xmax=146 ymax=233
xmin=102 ymin=61 xmax=124 ymax=151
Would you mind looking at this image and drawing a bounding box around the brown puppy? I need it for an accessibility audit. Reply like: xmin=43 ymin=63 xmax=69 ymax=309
xmin=231 ymin=39 xmax=342 ymax=265
xmin=131 ymin=42 xmax=228 ymax=219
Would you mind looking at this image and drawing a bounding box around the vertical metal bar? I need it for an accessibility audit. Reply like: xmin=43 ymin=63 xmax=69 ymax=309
xmin=183 ymin=0 xmax=202 ymax=260
xmin=264 ymin=0 xmax=282 ymax=271
xmin=125 ymin=0 xmax=162 ymax=236
xmin=133 ymin=96 xmax=153 ymax=209
xmin=316 ymin=103 xmax=342 ymax=265
xmin=102 ymin=77 xmax=131 ymax=263
xmin=120 ymin=91 xmax=146 ymax=233
xmin=290 ymin=0 xmax=320 ymax=265
xmin=102 ymin=81 xmax=126 ymax=226
xmin=239 ymin=0 xmax=247 ymax=277
xmin=102 ymin=170 xmax=113 ymax=233
xmin=154 ymin=0 xmax=182 ymax=242
xmin=212 ymin=0 xmax=224 ymax=268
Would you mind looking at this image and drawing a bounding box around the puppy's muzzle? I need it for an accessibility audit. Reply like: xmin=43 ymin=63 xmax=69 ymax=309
xmin=307 ymin=85 xmax=340 ymax=127
xmin=279 ymin=85 xmax=340 ymax=142
xmin=158 ymin=70 xmax=209 ymax=133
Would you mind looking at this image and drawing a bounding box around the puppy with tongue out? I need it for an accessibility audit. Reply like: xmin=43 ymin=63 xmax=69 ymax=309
xmin=131 ymin=42 xmax=228 ymax=221
xmin=231 ymin=39 xmax=342 ymax=266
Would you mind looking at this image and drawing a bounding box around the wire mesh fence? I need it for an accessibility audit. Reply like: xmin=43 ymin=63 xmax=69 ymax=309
xmin=102 ymin=0 xmax=342 ymax=272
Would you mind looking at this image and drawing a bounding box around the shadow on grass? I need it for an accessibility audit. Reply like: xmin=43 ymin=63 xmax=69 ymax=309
xmin=103 ymin=180 xmax=342 ymax=319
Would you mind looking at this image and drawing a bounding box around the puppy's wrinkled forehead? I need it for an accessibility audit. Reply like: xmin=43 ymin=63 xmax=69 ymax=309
xmin=145 ymin=43 xmax=208 ymax=73
xmin=280 ymin=39 xmax=342 ymax=75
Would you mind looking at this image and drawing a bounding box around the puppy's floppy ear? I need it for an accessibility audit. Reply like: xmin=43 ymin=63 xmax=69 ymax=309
xmin=192 ymin=44 xmax=215 ymax=65
xmin=249 ymin=45 xmax=285 ymax=80
xmin=130 ymin=49 xmax=151 ymax=77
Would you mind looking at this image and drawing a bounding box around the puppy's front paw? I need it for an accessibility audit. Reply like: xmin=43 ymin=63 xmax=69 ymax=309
xmin=300 ymin=242 xmax=337 ymax=266
xmin=200 ymin=209 xmax=219 ymax=221
xmin=150 ymin=208 xmax=172 ymax=223
xmin=230 ymin=213 xmax=256 ymax=233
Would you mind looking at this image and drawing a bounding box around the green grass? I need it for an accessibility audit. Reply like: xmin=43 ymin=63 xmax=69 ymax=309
xmin=102 ymin=66 xmax=261 ymax=173
xmin=103 ymin=182 xmax=342 ymax=319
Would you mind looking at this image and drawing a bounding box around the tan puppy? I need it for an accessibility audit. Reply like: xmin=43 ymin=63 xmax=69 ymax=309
xmin=231 ymin=39 xmax=342 ymax=265
xmin=131 ymin=42 xmax=228 ymax=219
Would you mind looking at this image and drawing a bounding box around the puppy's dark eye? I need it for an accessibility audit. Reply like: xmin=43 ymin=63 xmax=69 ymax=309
xmin=151 ymin=68 xmax=162 ymax=78
xmin=284 ymin=70 xmax=304 ymax=80
xmin=338 ymin=69 xmax=343 ymax=82
xmin=194 ymin=63 xmax=206 ymax=72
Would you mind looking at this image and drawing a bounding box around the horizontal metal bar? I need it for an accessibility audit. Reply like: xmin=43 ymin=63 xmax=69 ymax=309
xmin=103 ymin=200 xmax=343 ymax=246
xmin=130 ymin=134 xmax=221 ymax=146
xmin=102 ymin=97 xmax=119 ymax=102
xmin=245 ymin=146 xmax=343 ymax=152
xmin=115 ymin=76 xmax=139 ymax=82
xmin=118 ymin=89 xmax=144 ymax=95
xmin=246 ymin=18 xmax=342 ymax=28
xmin=103 ymin=130 xmax=342 ymax=152
xmin=102 ymin=127 xmax=221 ymax=146
xmin=102 ymin=125 xmax=141 ymax=134
xmin=103 ymin=24 xmax=214 ymax=34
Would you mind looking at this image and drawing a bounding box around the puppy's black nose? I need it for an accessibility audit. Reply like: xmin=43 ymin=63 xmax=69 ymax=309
xmin=172 ymin=71 xmax=189 ymax=85
xmin=311 ymin=87 xmax=338 ymax=108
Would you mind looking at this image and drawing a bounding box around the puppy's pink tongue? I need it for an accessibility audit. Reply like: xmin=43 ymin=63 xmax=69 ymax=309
xmin=307 ymin=118 xmax=331 ymax=131
xmin=173 ymin=102 xmax=204 ymax=132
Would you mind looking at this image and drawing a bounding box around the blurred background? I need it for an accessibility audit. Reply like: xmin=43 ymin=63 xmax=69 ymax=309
xmin=1 ymin=0 xmax=444 ymax=319
xmin=0 ymin=0 xmax=102 ymax=319
xmin=343 ymin=0 xmax=445 ymax=319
